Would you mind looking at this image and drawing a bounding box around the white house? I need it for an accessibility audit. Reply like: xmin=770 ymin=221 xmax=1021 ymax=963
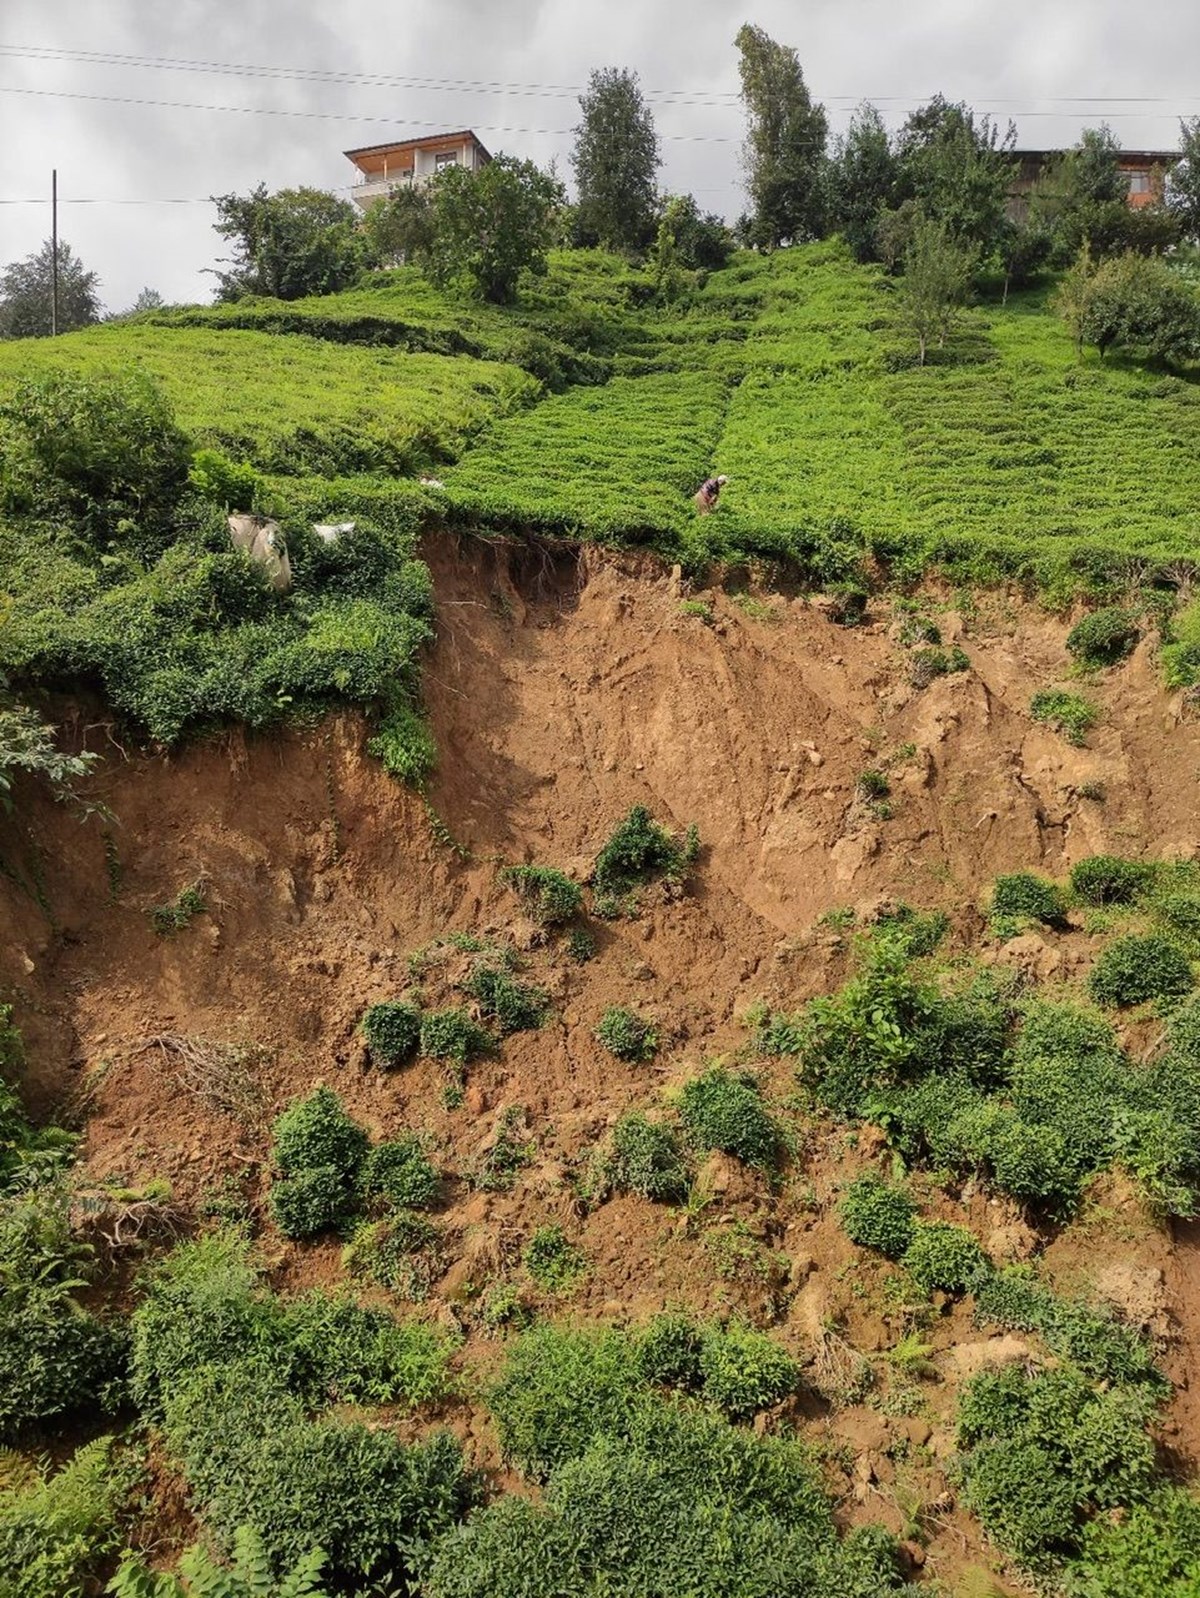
xmin=344 ymin=130 xmax=492 ymax=208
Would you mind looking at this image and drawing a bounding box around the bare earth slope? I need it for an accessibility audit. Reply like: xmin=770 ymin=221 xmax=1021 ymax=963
xmin=2 ymin=537 xmax=1198 ymax=1587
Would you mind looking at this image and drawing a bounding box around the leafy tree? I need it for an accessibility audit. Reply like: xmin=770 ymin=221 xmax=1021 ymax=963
xmin=211 ymin=185 xmax=366 ymax=301
xmin=1054 ymin=243 xmax=1097 ymax=358
xmin=571 ymin=68 xmax=661 ymax=252
xmin=130 ymin=287 xmax=164 ymax=313
xmin=361 ymin=185 xmax=435 ymax=268
xmin=427 ymin=156 xmax=563 ymax=304
xmin=1167 ymin=117 xmax=1200 ymax=243
xmin=656 ymin=194 xmax=735 ymax=272
xmin=897 ymin=217 xmax=976 ymax=363
xmin=735 ymin=23 xmax=828 ymax=248
xmin=892 ymin=95 xmax=1014 ymax=264
xmin=1082 ymin=251 xmax=1200 ymax=364
xmin=827 ymin=103 xmax=900 ymax=262
xmin=0 ymin=238 xmax=100 ymax=339
xmin=1045 ymin=126 xmax=1179 ymax=262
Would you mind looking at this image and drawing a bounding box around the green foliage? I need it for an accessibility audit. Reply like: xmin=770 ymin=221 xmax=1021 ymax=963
xmin=464 ymin=965 xmax=547 ymax=1035
xmin=838 ymin=1176 xmax=917 ymax=1258
xmin=0 ymin=1438 xmax=125 ymax=1598
xmin=1031 ymin=689 xmax=1101 ymax=745
xmin=567 ymin=929 xmax=596 ymax=963
xmin=990 ymin=872 xmax=1065 ymax=923
xmin=342 ymin=1212 xmax=443 ymax=1300
xmin=1081 ymin=251 xmax=1200 ymax=365
xmin=735 ymin=24 xmax=828 ymax=249
xmin=110 ymin=1525 xmax=330 ymax=1598
xmin=359 ymin=1135 xmax=438 ymax=1211
xmin=1088 ymin=934 xmax=1194 ymax=1007
xmin=0 ymin=697 xmax=97 ymax=811
xmin=187 ymin=448 xmax=262 ymax=514
xmin=896 ymin=218 xmax=977 ymax=365
xmin=633 ymin=1313 xmax=705 ymax=1390
xmin=151 ymin=880 xmax=206 ymax=935
xmin=974 ymin=1266 xmax=1164 ymax=1387
xmin=1066 ymin=1487 xmax=1200 ymax=1597
xmin=908 ymin=642 xmax=969 ymax=687
xmin=499 ymin=864 xmax=583 ymax=926
xmin=0 ymin=369 xmax=190 ymax=548
xmin=0 ymin=1183 xmax=126 ymax=1437
xmin=956 ymin=1362 xmax=1160 ymax=1564
xmin=605 ymin=1113 xmax=690 ymax=1203
xmin=428 ymin=158 xmax=565 ymax=305
xmin=269 ymin=1088 xmax=368 ymax=1238
xmin=522 ymin=1225 xmax=586 ymax=1294
xmin=592 ymin=805 xmax=698 ymax=914
xmin=696 ymin=1321 xmax=799 ymax=1419
xmin=571 ymin=69 xmax=661 ymax=253
xmin=1066 ymin=606 xmax=1140 ymax=667
xmin=212 ymin=186 xmax=366 ymax=302
xmin=594 ymin=1006 xmax=658 ymax=1062
xmin=1070 ymin=853 xmax=1150 ymax=905
xmin=678 ymin=1067 xmax=780 ymax=1168
xmin=901 ymin=1219 xmax=989 ymax=1293
xmin=366 ymin=701 xmax=437 ymax=787
xmin=419 ymin=1008 xmax=491 ymax=1063
xmin=0 ymin=237 xmax=100 ymax=340
xmin=360 ymin=1000 xmax=422 ymax=1069
xmin=470 ymin=1107 xmax=535 ymax=1192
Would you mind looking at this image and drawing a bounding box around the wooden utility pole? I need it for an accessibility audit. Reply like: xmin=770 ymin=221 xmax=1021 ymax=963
xmin=50 ymin=168 xmax=59 ymax=336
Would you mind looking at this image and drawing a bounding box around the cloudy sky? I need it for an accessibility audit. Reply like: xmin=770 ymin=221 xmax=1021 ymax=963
xmin=1 ymin=0 xmax=1196 ymax=312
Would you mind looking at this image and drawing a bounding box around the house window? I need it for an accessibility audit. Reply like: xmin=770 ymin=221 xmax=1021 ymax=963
xmin=1127 ymin=170 xmax=1150 ymax=195
xmin=435 ymin=151 xmax=458 ymax=170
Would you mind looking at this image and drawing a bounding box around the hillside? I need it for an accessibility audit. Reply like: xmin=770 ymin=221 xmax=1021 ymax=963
xmin=3 ymin=246 xmax=1200 ymax=1596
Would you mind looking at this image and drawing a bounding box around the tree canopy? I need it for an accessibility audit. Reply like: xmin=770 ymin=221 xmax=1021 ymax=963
xmin=0 ymin=239 xmax=101 ymax=340
xmin=571 ymin=68 xmax=661 ymax=252
xmin=427 ymin=156 xmax=565 ymax=304
xmin=211 ymin=185 xmax=366 ymax=301
xmin=735 ymin=23 xmax=828 ymax=249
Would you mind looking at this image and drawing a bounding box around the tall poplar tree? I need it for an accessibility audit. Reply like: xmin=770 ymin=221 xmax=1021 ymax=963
xmin=571 ymin=68 xmax=661 ymax=252
xmin=735 ymin=23 xmax=828 ymax=248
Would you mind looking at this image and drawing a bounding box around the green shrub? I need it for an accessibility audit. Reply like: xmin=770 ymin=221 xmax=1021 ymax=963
xmin=605 ymin=1113 xmax=690 ymax=1202
xmin=0 ymin=1185 xmax=127 ymax=1437
xmin=990 ymin=872 xmax=1065 ymax=923
xmin=487 ymin=1326 xmax=642 ymax=1479
xmin=592 ymin=805 xmax=697 ymax=913
xmin=678 ymin=1067 xmax=779 ymax=1168
xmin=269 ymin=1166 xmax=351 ymax=1240
xmin=902 ymin=1220 xmax=988 ymax=1293
xmin=360 ymin=1000 xmax=422 ymax=1068
xmin=111 ymin=1526 xmax=330 ymax=1598
xmin=909 ymin=643 xmax=969 ymax=688
xmin=1088 ymin=935 xmax=1194 ymax=1007
xmin=1066 ymin=607 xmax=1139 ymax=667
xmin=150 ymin=880 xmax=206 ymax=935
xmin=279 ymin=1292 xmax=455 ymax=1408
xmin=500 ymin=864 xmax=583 ymax=926
xmin=342 ymin=1212 xmax=443 ymax=1300
xmin=974 ymin=1266 xmax=1163 ymax=1388
xmin=0 ymin=1438 xmax=126 ymax=1598
xmin=271 ymin=1087 xmax=369 ymax=1182
xmin=187 ymin=447 xmax=262 ymax=513
xmin=1031 ymin=689 xmax=1100 ymax=746
xmin=359 ymin=1135 xmax=439 ymax=1211
xmin=420 ymin=1007 xmax=492 ymax=1062
xmin=594 ymin=1006 xmax=658 ymax=1062
xmin=838 ymin=1176 xmax=917 ymax=1258
xmin=470 ymin=1107 xmax=535 ymax=1192
xmin=567 ymin=928 xmax=596 ymax=963
xmin=522 ymin=1225 xmax=586 ymax=1293
xmin=634 ymin=1313 xmax=705 ymax=1390
xmin=1068 ymin=1486 xmax=1200 ymax=1597
xmin=856 ymin=768 xmax=890 ymax=801
xmin=1070 ymin=854 xmax=1150 ymax=906
xmin=464 ymin=966 xmax=547 ymax=1035
xmin=366 ymin=701 xmax=437 ymax=786
xmin=697 ymin=1321 xmax=799 ymax=1419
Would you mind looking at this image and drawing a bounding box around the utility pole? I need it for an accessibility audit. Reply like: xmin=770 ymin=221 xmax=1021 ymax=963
xmin=51 ymin=168 xmax=59 ymax=336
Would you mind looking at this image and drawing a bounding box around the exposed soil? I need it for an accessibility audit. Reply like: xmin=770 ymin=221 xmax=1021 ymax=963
xmin=3 ymin=533 xmax=1199 ymax=1590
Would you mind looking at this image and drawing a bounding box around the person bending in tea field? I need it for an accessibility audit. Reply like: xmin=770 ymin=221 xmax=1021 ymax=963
xmin=693 ymin=474 xmax=728 ymax=514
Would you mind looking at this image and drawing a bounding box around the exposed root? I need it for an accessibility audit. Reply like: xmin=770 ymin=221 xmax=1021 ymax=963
xmin=132 ymin=1033 xmax=269 ymax=1127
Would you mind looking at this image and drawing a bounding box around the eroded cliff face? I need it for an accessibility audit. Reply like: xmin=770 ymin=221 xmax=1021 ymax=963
xmin=2 ymin=537 xmax=1196 ymax=1584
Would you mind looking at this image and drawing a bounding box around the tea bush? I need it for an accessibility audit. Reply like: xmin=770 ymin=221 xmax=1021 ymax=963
xmin=678 ymin=1067 xmax=780 ymax=1168
xmin=359 ymin=1134 xmax=439 ymax=1211
xmin=1066 ymin=607 xmax=1140 ymax=667
xmin=1030 ymin=689 xmax=1100 ymax=746
xmin=269 ymin=1087 xmax=368 ymax=1237
xmin=1070 ymin=854 xmax=1150 ymax=906
xmin=1067 ymin=1487 xmax=1200 ymax=1597
xmin=634 ymin=1312 xmax=706 ymax=1391
xmin=269 ymin=1165 xmax=351 ymax=1241
xmin=360 ymin=1000 xmax=422 ymax=1068
xmin=463 ymin=965 xmax=547 ymax=1035
xmin=838 ymin=1175 xmax=917 ymax=1258
xmin=420 ymin=1007 xmax=492 ymax=1062
xmin=1088 ymin=935 xmax=1194 ymax=1007
xmin=522 ymin=1224 xmax=586 ymax=1293
xmin=697 ymin=1321 xmax=799 ymax=1418
xmin=499 ymin=864 xmax=583 ymax=926
xmin=605 ymin=1113 xmax=690 ymax=1202
xmin=902 ymin=1220 xmax=989 ymax=1293
xmin=990 ymin=872 xmax=1065 ymax=924
xmin=592 ymin=805 xmax=698 ymax=915
xmin=342 ymin=1212 xmax=443 ymax=1300
xmin=975 ymin=1266 xmax=1164 ymax=1388
xmin=594 ymin=1006 xmax=658 ymax=1062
